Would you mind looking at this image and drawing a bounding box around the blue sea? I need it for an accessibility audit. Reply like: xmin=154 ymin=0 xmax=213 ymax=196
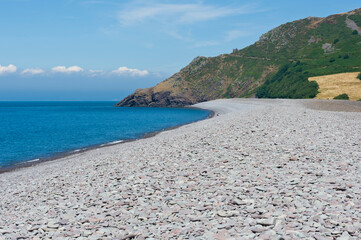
xmin=0 ymin=102 xmax=210 ymax=169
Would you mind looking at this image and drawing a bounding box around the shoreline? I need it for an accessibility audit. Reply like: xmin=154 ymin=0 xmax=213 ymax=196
xmin=1 ymin=98 xmax=360 ymax=175
xmin=0 ymin=99 xmax=360 ymax=239
xmin=0 ymin=107 xmax=214 ymax=175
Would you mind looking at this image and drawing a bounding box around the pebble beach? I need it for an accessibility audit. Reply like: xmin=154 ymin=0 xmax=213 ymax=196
xmin=0 ymin=99 xmax=360 ymax=240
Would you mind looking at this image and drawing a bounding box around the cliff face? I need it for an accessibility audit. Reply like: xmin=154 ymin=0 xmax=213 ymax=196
xmin=115 ymin=8 xmax=361 ymax=107
xmin=114 ymin=57 xmax=213 ymax=107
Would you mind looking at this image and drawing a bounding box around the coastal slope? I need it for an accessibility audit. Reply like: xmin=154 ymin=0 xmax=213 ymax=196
xmin=116 ymin=8 xmax=361 ymax=107
xmin=1 ymin=99 xmax=361 ymax=239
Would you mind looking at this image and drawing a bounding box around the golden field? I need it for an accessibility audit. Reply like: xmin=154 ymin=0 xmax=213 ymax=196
xmin=309 ymin=72 xmax=361 ymax=100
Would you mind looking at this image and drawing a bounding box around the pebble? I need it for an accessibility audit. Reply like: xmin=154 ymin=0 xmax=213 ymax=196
xmin=217 ymin=210 xmax=238 ymax=218
xmin=232 ymin=198 xmax=247 ymax=205
xmin=0 ymin=99 xmax=360 ymax=239
xmin=256 ymin=218 xmax=275 ymax=226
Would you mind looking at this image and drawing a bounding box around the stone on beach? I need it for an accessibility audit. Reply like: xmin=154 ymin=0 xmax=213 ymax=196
xmin=0 ymin=99 xmax=360 ymax=239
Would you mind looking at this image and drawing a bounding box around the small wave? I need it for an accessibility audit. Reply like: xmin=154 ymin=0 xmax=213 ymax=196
xmin=72 ymin=149 xmax=83 ymax=153
xmin=27 ymin=158 xmax=40 ymax=163
xmin=100 ymin=140 xmax=124 ymax=147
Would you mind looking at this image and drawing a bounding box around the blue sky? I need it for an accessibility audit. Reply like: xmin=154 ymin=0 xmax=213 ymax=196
xmin=0 ymin=0 xmax=360 ymax=101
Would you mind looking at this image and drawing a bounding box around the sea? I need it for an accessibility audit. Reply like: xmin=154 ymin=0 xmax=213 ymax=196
xmin=0 ymin=101 xmax=210 ymax=169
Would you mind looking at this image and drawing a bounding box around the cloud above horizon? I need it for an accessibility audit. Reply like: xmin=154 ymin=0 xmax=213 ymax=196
xmin=116 ymin=2 xmax=263 ymax=46
xmin=0 ymin=64 xmax=152 ymax=78
xmin=225 ymin=30 xmax=251 ymax=42
xmin=0 ymin=64 xmax=17 ymax=75
xmin=118 ymin=2 xmax=259 ymax=25
xmin=112 ymin=66 xmax=149 ymax=77
xmin=21 ymin=68 xmax=45 ymax=75
xmin=51 ymin=66 xmax=84 ymax=73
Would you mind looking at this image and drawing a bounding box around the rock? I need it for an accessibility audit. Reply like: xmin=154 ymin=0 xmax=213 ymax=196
xmin=251 ymin=225 xmax=267 ymax=233
xmin=256 ymin=187 xmax=267 ymax=192
xmin=232 ymin=198 xmax=247 ymax=205
xmin=164 ymin=196 xmax=172 ymax=202
xmin=46 ymin=221 xmax=59 ymax=229
xmin=27 ymin=225 xmax=41 ymax=232
xmin=82 ymin=230 xmax=93 ymax=237
xmin=337 ymin=231 xmax=350 ymax=240
xmin=217 ymin=211 xmax=238 ymax=218
xmin=345 ymin=226 xmax=356 ymax=235
xmin=259 ymin=230 xmax=277 ymax=239
xmin=0 ymin=229 xmax=12 ymax=234
xmin=121 ymin=233 xmax=138 ymax=240
xmin=256 ymin=218 xmax=275 ymax=226
xmin=217 ymin=220 xmax=235 ymax=230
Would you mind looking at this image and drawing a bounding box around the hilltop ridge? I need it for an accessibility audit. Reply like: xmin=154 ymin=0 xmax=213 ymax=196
xmin=115 ymin=8 xmax=361 ymax=107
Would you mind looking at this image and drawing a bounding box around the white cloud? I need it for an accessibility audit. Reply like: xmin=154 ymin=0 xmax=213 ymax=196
xmin=21 ymin=68 xmax=45 ymax=75
xmin=225 ymin=30 xmax=251 ymax=42
xmin=118 ymin=3 xmax=259 ymax=25
xmin=52 ymin=65 xmax=84 ymax=73
xmin=111 ymin=66 xmax=149 ymax=77
xmin=89 ymin=69 xmax=104 ymax=74
xmin=0 ymin=64 xmax=17 ymax=75
xmin=167 ymin=29 xmax=193 ymax=42
xmin=88 ymin=69 xmax=105 ymax=77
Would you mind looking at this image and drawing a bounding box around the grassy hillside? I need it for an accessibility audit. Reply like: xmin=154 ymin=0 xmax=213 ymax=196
xmin=255 ymin=10 xmax=361 ymax=98
xmin=255 ymin=62 xmax=319 ymax=99
xmin=116 ymin=8 xmax=361 ymax=107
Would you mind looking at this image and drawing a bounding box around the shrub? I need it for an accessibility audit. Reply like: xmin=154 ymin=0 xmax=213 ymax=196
xmin=256 ymin=62 xmax=319 ymax=99
xmin=333 ymin=93 xmax=349 ymax=100
xmin=357 ymin=72 xmax=361 ymax=80
xmin=343 ymin=54 xmax=349 ymax=59
xmin=329 ymin=58 xmax=335 ymax=63
xmin=333 ymin=39 xmax=339 ymax=44
xmin=352 ymin=30 xmax=358 ymax=35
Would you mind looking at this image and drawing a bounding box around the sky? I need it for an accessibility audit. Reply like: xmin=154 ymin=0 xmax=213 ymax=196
xmin=0 ymin=0 xmax=360 ymax=101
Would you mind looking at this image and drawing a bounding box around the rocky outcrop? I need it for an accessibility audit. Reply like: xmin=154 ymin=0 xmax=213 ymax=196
xmin=115 ymin=56 xmax=212 ymax=107
xmin=114 ymin=89 xmax=196 ymax=107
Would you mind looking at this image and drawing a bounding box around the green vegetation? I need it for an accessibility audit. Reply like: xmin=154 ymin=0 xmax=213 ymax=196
xmin=198 ymin=12 xmax=361 ymax=100
xmin=256 ymin=62 xmax=319 ymax=98
xmin=253 ymin=12 xmax=361 ymax=99
xmin=333 ymin=93 xmax=350 ymax=100
xmin=118 ymin=8 xmax=361 ymax=106
xmin=349 ymin=14 xmax=361 ymax=27
xmin=358 ymin=73 xmax=361 ymax=80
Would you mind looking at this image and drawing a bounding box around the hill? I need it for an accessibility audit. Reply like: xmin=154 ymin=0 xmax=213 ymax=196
xmin=115 ymin=8 xmax=361 ymax=107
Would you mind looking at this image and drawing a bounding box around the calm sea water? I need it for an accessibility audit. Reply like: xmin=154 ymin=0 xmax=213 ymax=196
xmin=0 ymin=102 xmax=210 ymax=168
